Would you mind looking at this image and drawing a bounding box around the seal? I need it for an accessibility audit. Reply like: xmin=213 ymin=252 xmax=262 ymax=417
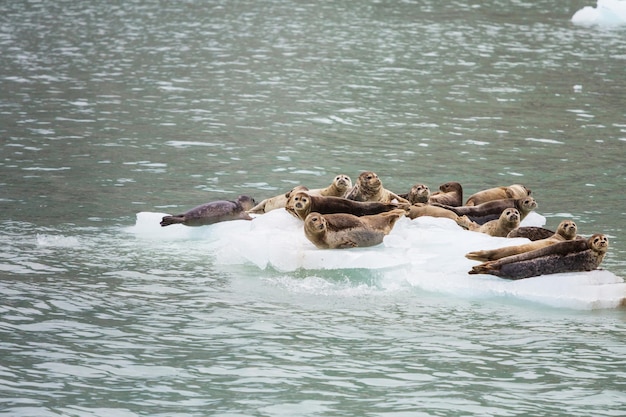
xmin=314 ymin=174 xmax=353 ymax=197
xmin=468 ymin=234 xmax=609 ymax=280
xmin=428 ymin=182 xmax=463 ymax=207
xmin=285 ymin=191 xmax=404 ymax=221
xmin=458 ymin=208 xmax=521 ymax=237
xmin=436 ymin=196 xmax=537 ymax=225
xmin=465 ymin=220 xmax=579 ymax=261
xmin=464 ymin=184 xmax=531 ymax=206
xmin=406 ymin=203 xmax=461 ymax=222
xmin=160 ymin=195 xmax=256 ymax=227
xmin=345 ymin=171 xmax=409 ymax=204
xmin=248 ymin=185 xmax=309 ymax=214
xmin=248 ymin=174 xmax=352 ymax=214
xmin=399 ymin=183 xmax=431 ymax=204
xmin=303 ymin=209 xmax=405 ymax=249
xmin=507 ymin=226 xmax=558 ymax=241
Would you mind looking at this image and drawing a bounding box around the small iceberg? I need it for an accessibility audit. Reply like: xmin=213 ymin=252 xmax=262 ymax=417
xmin=572 ymin=0 xmax=626 ymax=26
xmin=127 ymin=210 xmax=626 ymax=310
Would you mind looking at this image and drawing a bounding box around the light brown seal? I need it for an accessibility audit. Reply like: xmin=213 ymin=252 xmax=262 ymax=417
xmin=464 ymin=184 xmax=531 ymax=206
xmin=286 ymin=191 xmax=404 ymax=221
xmin=465 ymin=220 xmax=579 ymax=261
xmin=435 ymin=196 xmax=537 ymax=225
xmin=248 ymin=185 xmax=309 ymax=214
xmin=406 ymin=203 xmax=461 ymax=222
xmin=428 ymin=182 xmax=463 ymax=207
xmin=314 ymin=174 xmax=353 ymax=197
xmin=160 ymin=195 xmax=256 ymax=227
xmin=303 ymin=209 xmax=405 ymax=249
xmin=468 ymin=234 xmax=609 ymax=280
xmin=345 ymin=171 xmax=410 ymax=204
xmin=458 ymin=208 xmax=521 ymax=237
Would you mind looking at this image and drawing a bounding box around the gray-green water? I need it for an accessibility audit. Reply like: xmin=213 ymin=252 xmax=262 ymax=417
xmin=1 ymin=1 xmax=625 ymax=416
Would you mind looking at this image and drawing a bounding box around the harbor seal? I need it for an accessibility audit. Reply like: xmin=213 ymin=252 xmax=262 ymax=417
xmin=464 ymin=184 xmax=531 ymax=206
xmin=406 ymin=203 xmax=461 ymax=222
xmin=435 ymin=196 xmax=537 ymax=225
xmin=160 ymin=195 xmax=256 ymax=227
xmin=248 ymin=175 xmax=352 ymax=214
xmin=428 ymin=182 xmax=463 ymax=207
xmin=345 ymin=171 xmax=410 ymax=204
xmin=314 ymin=174 xmax=353 ymax=197
xmin=303 ymin=209 xmax=405 ymax=249
xmin=468 ymin=234 xmax=609 ymax=280
xmin=465 ymin=220 xmax=579 ymax=261
xmin=458 ymin=208 xmax=521 ymax=237
xmin=248 ymin=185 xmax=309 ymax=214
xmin=399 ymin=183 xmax=431 ymax=204
xmin=507 ymin=226 xmax=559 ymax=241
xmin=285 ymin=191 xmax=404 ymax=221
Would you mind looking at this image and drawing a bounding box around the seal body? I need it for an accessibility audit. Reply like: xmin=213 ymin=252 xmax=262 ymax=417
xmin=285 ymin=191 xmax=404 ymax=221
xmin=507 ymin=226 xmax=557 ymax=241
xmin=345 ymin=171 xmax=409 ymax=204
xmin=160 ymin=195 xmax=256 ymax=227
xmin=303 ymin=209 xmax=405 ymax=249
xmin=459 ymin=208 xmax=521 ymax=237
xmin=466 ymin=220 xmax=579 ymax=261
xmin=465 ymin=184 xmax=531 ymax=206
xmin=438 ymin=197 xmax=537 ymax=225
xmin=406 ymin=203 xmax=460 ymax=221
xmin=469 ymin=234 xmax=609 ymax=279
xmin=428 ymin=182 xmax=463 ymax=207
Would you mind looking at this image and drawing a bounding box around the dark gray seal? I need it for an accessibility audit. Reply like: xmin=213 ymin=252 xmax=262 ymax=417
xmin=160 ymin=195 xmax=256 ymax=227
xmin=436 ymin=196 xmax=537 ymax=225
xmin=285 ymin=191 xmax=406 ymax=221
xmin=468 ymin=234 xmax=609 ymax=280
xmin=507 ymin=226 xmax=557 ymax=241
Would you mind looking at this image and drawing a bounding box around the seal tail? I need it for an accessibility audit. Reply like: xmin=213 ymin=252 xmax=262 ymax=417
xmin=160 ymin=215 xmax=185 ymax=227
xmin=465 ymin=250 xmax=491 ymax=262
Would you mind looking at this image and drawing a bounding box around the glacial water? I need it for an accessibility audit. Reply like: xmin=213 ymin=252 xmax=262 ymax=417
xmin=1 ymin=0 xmax=625 ymax=416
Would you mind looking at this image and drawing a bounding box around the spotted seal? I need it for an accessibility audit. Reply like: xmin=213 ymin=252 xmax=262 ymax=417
xmin=399 ymin=183 xmax=431 ymax=204
xmin=464 ymin=184 xmax=531 ymax=206
xmin=468 ymin=234 xmax=609 ymax=280
xmin=458 ymin=208 xmax=521 ymax=237
xmin=465 ymin=220 xmax=579 ymax=261
xmin=286 ymin=191 xmax=404 ymax=221
xmin=436 ymin=196 xmax=537 ymax=225
xmin=160 ymin=195 xmax=256 ymax=227
xmin=428 ymin=182 xmax=463 ymax=207
xmin=303 ymin=209 xmax=405 ymax=249
xmin=345 ymin=171 xmax=409 ymax=204
xmin=248 ymin=185 xmax=309 ymax=214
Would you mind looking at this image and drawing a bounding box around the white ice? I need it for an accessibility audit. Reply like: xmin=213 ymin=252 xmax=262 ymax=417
xmin=127 ymin=210 xmax=626 ymax=310
xmin=572 ymin=0 xmax=626 ymax=26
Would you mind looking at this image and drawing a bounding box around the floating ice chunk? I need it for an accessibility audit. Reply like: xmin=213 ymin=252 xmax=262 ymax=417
xmin=572 ymin=0 xmax=626 ymax=26
xmin=127 ymin=209 xmax=625 ymax=310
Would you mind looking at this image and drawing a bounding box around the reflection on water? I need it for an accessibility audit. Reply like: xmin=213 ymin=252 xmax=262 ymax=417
xmin=1 ymin=0 xmax=625 ymax=415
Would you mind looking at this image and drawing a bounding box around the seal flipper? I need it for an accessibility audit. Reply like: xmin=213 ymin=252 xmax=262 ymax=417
xmin=160 ymin=215 xmax=185 ymax=227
